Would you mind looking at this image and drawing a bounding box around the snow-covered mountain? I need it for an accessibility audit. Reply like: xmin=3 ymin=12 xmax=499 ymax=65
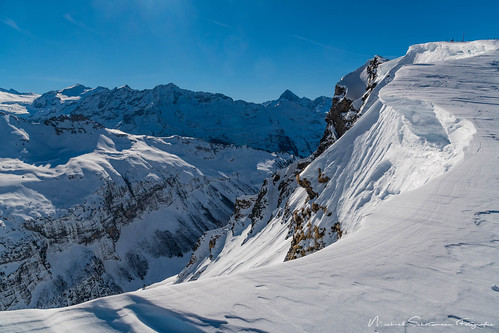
xmin=0 ymin=89 xmax=39 ymax=116
xmin=1 ymin=40 xmax=498 ymax=332
xmin=0 ymin=112 xmax=291 ymax=310
xmin=176 ymin=54 xmax=388 ymax=282
xmin=26 ymin=84 xmax=331 ymax=157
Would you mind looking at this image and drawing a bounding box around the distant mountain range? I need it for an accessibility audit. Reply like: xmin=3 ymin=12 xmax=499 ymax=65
xmin=1 ymin=84 xmax=331 ymax=157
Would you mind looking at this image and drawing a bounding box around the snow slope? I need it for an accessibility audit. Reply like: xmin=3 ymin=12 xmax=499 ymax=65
xmin=176 ymin=40 xmax=492 ymax=283
xmin=26 ymin=84 xmax=331 ymax=157
xmin=1 ymin=40 xmax=498 ymax=331
xmin=175 ymin=55 xmax=389 ymax=282
xmin=0 ymin=89 xmax=39 ymax=116
xmin=0 ymin=113 xmax=291 ymax=310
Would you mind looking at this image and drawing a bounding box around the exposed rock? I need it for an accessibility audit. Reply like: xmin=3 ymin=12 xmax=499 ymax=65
xmin=315 ymin=56 xmax=387 ymax=157
xmin=295 ymin=174 xmax=318 ymax=200
xmin=317 ymin=168 xmax=330 ymax=184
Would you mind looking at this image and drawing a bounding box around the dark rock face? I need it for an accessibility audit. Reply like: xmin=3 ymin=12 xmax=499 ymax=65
xmin=43 ymin=114 xmax=103 ymax=135
xmin=175 ymin=55 xmax=389 ymax=281
xmin=315 ymin=56 xmax=386 ymax=157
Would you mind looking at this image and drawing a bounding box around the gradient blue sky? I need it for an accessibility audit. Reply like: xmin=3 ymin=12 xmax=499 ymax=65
xmin=1 ymin=0 xmax=498 ymax=102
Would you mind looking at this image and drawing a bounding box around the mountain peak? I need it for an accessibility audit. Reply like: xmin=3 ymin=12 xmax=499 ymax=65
xmin=59 ymin=84 xmax=90 ymax=97
xmin=279 ymin=89 xmax=299 ymax=101
xmin=165 ymin=82 xmax=180 ymax=89
xmin=153 ymin=83 xmax=181 ymax=92
xmin=0 ymin=87 xmax=22 ymax=94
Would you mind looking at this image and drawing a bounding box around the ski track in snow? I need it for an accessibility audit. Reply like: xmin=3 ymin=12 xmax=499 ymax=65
xmin=1 ymin=40 xmax=498 ymax=332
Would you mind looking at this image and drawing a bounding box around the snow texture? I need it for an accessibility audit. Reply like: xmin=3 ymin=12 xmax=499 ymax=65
xmin=0 ymin=89 xmax=39 ymax=116
xmin=1 ymin=40 xmax=498 ymax=332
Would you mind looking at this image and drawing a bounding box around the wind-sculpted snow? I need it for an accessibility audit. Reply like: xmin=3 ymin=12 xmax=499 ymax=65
xmin=0 ymin=113 xmax=291 ymax=309
xmin=406 ymin=40 xmax=499 ymax=64
xmin=0 ymin=40 xmax=498 ymax=332
xmin=25 ymin=84 xmax=331 ymax=157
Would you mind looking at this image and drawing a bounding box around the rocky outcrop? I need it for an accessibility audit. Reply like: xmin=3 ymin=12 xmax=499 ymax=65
xmin=315 ymin=56 xmax=387 ymax=157
xmin=284 ymin=56 xmax=387 ymax=260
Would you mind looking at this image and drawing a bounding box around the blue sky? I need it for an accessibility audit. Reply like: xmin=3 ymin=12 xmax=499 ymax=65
xmin=1 ymin=0 xmax=498 ymax=102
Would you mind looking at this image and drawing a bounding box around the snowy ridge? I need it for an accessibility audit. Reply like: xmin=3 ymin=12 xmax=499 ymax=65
xmin=177 ymin=40 xmax=495 ymax=280
xmin=0 ymin=90 xmax=39 ymax=116
xmin=407 ymin=40 xmax=499 ymax=63
xmin=0 ymin=40 xmax=498 ymax=332
xmin=0 ymin=113 xmax=291 ymax=309
xmin=26 ymin=84 xmax=331 ymax=157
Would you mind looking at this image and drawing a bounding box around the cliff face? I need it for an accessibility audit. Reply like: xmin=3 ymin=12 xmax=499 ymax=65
xmin=0 ymin=113 xmax=291 ymax=310
xmin=283 ymin=56 xmax=388 ymax=261
xmin=315 ymin=56 xmax=387 ymax=157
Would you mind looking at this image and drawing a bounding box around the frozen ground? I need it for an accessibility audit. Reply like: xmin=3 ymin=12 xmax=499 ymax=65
xmin=0 ymin=40 xmax=498 ymax=332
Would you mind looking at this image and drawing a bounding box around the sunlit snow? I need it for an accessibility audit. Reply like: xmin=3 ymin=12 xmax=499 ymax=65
xmin=1 ymin=40 xmax=498 ymax=332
